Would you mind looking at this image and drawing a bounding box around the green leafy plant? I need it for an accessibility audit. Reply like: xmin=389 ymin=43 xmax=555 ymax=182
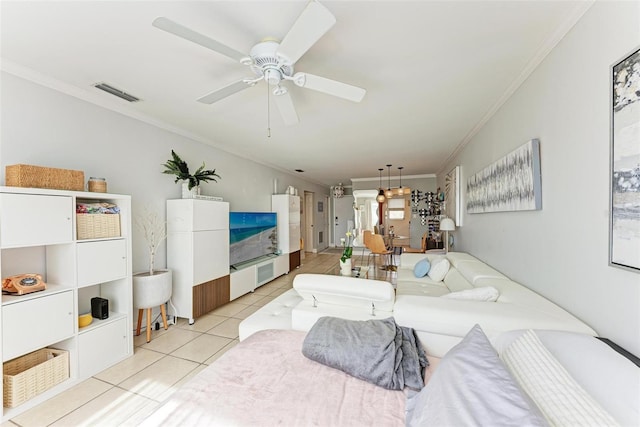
xmin=162 ymin=150 xmax=221 ymax=190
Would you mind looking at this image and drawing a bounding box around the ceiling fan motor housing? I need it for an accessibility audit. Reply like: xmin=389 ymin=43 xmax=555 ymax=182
xmin=249 ymin=40 xmax=293 ymax=85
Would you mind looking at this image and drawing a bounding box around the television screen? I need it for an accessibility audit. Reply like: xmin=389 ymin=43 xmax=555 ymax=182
xmin=229 ymin=212 xmax=278 ymax=266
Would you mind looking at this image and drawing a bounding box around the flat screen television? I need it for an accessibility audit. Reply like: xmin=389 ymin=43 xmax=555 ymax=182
xmin=229 ymin=212 xmax=278 ymax=267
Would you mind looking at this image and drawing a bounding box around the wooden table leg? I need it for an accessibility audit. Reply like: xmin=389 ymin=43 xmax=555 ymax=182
xmin=160 ymin=304 xmax=168 ymax=330
xmin=146 ymin=308 xmax=152 ymax=343
xmin=136 ymin=309 xmax=143 ymax=336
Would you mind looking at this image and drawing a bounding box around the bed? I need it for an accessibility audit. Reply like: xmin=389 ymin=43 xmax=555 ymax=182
xmin=141 ymin=322 xmax=640 ymax=426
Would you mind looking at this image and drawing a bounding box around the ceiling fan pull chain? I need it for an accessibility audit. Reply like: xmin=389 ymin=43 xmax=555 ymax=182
xmin=267 ymin=79 xmax=271 ymax=138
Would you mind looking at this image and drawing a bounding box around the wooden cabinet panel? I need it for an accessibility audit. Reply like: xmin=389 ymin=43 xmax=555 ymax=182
xmin=192 ymin=276 xmax=230 ymax=318
xmin=289 ymin=250 xmax=301 ymax=271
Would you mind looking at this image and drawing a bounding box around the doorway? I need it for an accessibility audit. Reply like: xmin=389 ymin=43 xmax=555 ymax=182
xmin=304 ymin=191 xmax=315 ymax=253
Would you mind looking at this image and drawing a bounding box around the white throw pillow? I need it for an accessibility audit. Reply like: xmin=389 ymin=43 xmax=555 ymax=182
xmin=405 ymin=324 xmax=547 ymax=427
xmin=501 ymin=330 xmax=619 ymax=426
xmin=442 ymin=286 xmax=500 ymax=302
xmin=427 ymin=258 xmax=450 ymax=282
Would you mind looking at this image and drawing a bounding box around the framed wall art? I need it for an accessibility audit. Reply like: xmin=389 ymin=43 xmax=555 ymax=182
xmin=610 ymin=47 xmax=640 ymax=272
xmin=444 ymin=165 xmax=462 ymax=226
xmin=466 ymin=139 xmax=542 ymax=214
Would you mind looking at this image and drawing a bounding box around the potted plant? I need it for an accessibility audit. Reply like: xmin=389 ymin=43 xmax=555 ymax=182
xmin=339 ymin=231 xmax=354 ymax=275
xmin=162 ymin=150 xmax=221 ymax=198
xmin=132 ymin=208 xmax=172 ymax=342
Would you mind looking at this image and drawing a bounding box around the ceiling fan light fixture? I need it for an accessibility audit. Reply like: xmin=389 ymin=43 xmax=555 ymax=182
xmin=273 ymin=85 xmax=287 ymax=96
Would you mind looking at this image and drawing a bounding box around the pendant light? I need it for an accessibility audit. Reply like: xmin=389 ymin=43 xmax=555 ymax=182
xmin=396 ymin=166 xmax=410 ymax=195
xmin=385 ymin=164 xmax=393 ymax=198
xmin=376 ymin=168 xmax=386 ymax=203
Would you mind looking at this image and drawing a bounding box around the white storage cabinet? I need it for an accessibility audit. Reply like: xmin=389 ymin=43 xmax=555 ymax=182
xmin=0 ymin=187 xmax=133 ymax=422
xmin=167 ymin=199 xmax=230 ymax=324
xmin=272 ymin=194 xmax=301 ymax=271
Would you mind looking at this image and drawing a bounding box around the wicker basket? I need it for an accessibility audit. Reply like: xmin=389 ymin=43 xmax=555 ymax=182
xmin=3 ymin=348 xmax=69 ymax=408
xmin=5 ymin=164 xmax=84 ymax=191
xmin=76 ymin=214 xmax=121 ymax=239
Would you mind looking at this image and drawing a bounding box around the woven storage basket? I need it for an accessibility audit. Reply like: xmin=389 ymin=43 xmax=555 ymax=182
xmin=6 ymin=164 xmax=84 ymax=191
xmin=3 ymin=348 xmax=69 ymax=408
xmin=77 ymin=214 xmax=120 ymax=239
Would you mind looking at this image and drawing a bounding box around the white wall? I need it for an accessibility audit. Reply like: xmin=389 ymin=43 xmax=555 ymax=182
xmin=439 ymin=1 xmax=640 ymax=355
xmin=0 ymin=72 xmax=329 ymax=274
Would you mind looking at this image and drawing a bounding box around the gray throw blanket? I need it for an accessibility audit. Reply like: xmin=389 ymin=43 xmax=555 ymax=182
xmin=302 ymin=316 xmax=428 ymax=391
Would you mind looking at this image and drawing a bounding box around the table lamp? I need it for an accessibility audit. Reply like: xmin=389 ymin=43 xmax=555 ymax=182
xmin=439 ymin=218 xmax=455 ymax=254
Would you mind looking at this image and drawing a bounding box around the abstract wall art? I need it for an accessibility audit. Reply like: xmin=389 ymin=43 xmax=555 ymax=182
xmin=610 ymin=47 xmax=640 ymax=272
xmin=466 ymin=139 xmax=542 ymax=214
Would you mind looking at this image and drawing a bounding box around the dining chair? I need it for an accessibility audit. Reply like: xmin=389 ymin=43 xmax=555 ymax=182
xmin=403 ymin=232 xmax=428 ymax=254
xmin=360 ymin=230 xmax=372 ymax=264
xmin=367 ymin=234 xmax=393 ymax=271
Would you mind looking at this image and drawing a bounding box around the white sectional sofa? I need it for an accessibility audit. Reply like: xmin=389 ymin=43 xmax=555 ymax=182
xmin=239 ymin=252 xmax=596 ymax=357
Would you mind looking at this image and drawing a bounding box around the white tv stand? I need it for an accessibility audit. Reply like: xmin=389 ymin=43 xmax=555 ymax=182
xmin=230 ymin=254 xmax=288 ymax=300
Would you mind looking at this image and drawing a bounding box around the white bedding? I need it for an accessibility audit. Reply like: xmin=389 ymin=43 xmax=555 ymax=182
xmin=141 ymin=329 xmax=406 ymax=426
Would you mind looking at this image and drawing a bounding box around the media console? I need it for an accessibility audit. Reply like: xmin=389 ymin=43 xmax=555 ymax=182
xmin=230 ymin=254 xmax=289 ymax=300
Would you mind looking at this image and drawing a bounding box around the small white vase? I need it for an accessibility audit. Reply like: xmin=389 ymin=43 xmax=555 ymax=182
xmin=181 ymin=182 xmax=201 ymax=199
xmin=340 ymin=258 xmax=352 ymax=276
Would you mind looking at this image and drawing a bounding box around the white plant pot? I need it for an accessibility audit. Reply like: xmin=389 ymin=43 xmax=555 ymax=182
xmin=133 ymin=269 xmax=172 ymax=309
xmin=181 ymin=182 xmax=201 ymax=199
xmin=340 ymin=258 xmax=352 ymax=276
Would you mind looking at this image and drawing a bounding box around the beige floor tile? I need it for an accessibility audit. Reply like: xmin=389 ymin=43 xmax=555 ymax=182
xmin=231 ymin=304 xmax=261 ymax=320
xmin=233 ymin=292 xmax=267 ymax=305
xmin=133 ymin=324 xmax=171 ymax=347
xmin=93 ymin=348 xmax=164 ymax=385
xmin=173 ymin=313 xmax=227 ymax=332
xmin=1 ymin=421 xmax=18 ymax=427
xmin=139 ymin=328 xmax=202 ymax=354
xmin=118 ymin=355 xmax=200 ymax=401
xmin=154 ymin=364 xmax=208 ymax=402
xmin=209 ymin=301 xmax=247 ymax=317
xmin=206 ymin=317 xmax=242 ymax=339
xmin=268 ymin=287 xmax=290 ymax=297
xmin=252 ymin=295 xmax=276 ymax=307
xmin=49 ymin=387 xmax=157 ymax=427
xmin=170 ymin=333 xmax=232 ymax=363
xmin=203 ymin=339 xmax=239 ymax=365
xmin=11 ymin=378 xmax=112 ymax=427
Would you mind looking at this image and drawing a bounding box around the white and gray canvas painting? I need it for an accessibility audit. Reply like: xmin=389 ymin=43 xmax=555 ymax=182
xmin=466 ymin=139 xmax=541 ymax=214
xmin=611 ymin=49 xmax=640 ymax=270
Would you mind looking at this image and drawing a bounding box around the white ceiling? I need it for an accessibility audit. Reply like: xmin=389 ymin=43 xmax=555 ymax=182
xmin=0 ymin=1 xmax=591 ymax=186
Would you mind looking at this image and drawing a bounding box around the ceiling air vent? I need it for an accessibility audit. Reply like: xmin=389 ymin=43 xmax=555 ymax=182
xmin=93 ymin=83 xmax=141 ymax=102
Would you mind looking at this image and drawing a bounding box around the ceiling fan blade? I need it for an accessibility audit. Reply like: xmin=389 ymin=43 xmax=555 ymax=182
xmin=153 ymin=17 xmax=247 ymax=63
xmin=276 ymin=1 xmax=336 ymax=64
xmin=294 ymin=72 xmax=366 ymax=102
xmin=273 ymin=90 xmax=299 ymax=126
xmin=197 ymin=80 xmax=252 ymax=104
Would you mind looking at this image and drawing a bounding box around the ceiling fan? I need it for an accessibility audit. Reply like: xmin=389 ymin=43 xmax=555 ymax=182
xmin=152 ymin=1 xmax=366 ymax=126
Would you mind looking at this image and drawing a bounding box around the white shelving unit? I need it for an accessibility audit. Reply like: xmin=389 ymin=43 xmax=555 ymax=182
xmin=272 ymin=194 xmax=301 ymax=271
xmin=0 ymin=186 xmax=132 ymax=421
xmin=166 ymin=199 xmax=230 ymax=324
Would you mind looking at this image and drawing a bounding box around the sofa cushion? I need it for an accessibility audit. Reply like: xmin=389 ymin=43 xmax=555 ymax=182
xmin=442 ymin=286 xmax=499 ymax=302
xmin=293 ymin=274 xmax=395 ymax=312
xmin=441 ymin=268 xmax=473 ymax=293
xmin=405 ymin=324 xmax=546 ymax=427
xmin=427 ymin=258 xmax=450 ymax=282
xmin=413 ymin=258 xmax=431 ymax=278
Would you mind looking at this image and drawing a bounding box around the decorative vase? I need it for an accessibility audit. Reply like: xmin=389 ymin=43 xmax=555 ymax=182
xmin=181 ymin=182 xmax=201 ymax=199
xmin=340 ymin=258 xmax=352 ymax=276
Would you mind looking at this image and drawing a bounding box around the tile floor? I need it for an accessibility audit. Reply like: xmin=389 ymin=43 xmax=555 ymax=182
xmin=3 ymin=250 xmax=392 ymax=427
